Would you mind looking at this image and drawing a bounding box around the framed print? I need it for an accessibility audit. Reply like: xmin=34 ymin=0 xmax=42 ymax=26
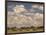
xmin=6 ymin=1 xmax=45 ymax=34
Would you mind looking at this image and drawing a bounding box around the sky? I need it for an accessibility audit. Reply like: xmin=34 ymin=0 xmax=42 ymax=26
xmin=7 ymin=2 xmax=32 ymax=12
xmin=7 ymin=2 xmax=43 ymax=14
xmin=7 ymin=1 xmax=43 ymax=28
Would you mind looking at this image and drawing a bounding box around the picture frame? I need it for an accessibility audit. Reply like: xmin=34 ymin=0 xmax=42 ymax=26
xmin=5 ymin=1 xmax=45 ymax=34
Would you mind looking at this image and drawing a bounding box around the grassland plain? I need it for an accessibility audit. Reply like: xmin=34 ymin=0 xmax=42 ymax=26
xmin=7 ymin=26 xmax=43 ymax=33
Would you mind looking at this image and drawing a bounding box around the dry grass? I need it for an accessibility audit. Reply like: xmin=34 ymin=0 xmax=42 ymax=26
xmin=7 ymin=26 xmax=44 ymax=33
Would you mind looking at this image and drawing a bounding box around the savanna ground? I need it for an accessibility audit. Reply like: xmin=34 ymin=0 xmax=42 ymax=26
xmin=7 ymin=26 xmax=44 ymax=33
